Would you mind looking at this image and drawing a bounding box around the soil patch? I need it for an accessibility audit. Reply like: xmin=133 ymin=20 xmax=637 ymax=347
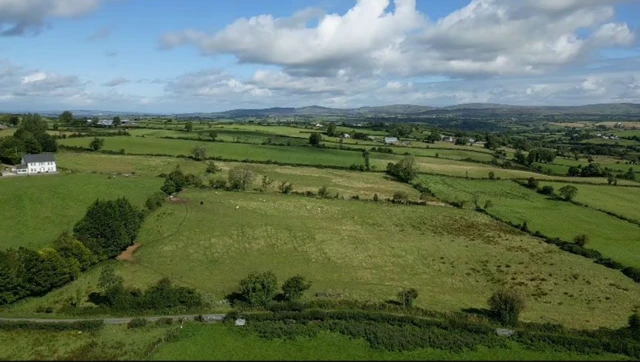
xmin=116 ymin=243 xmax=141 ymax=261
xmin=168 ymin=196 xmax=189 ymax=204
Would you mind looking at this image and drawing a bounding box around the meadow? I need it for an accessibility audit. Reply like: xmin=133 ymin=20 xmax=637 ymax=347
xmin=151 ymin=324 xmax=629 ymax=361
xmin=0 ymin=173 xmax=163 ymax=249
xmin=417 ymin=175 xmax=640 ymax=268
xmin=5 ymin=189 xmax=639 ymax=330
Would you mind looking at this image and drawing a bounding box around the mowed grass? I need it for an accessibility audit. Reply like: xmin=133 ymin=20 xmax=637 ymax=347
xmin=56 ymin=152 xmax=419 ymax=200
xmin=417 ymin=175 xmax=640 ymax=268
xmin=0 ymin=324 xmax=171 ymax=360
xmin=150 ymin=324 xmax=629 ymax=361
xmin=0 ymin=173 xmax=163 ymax=249
xmin=12 ymin=190 xmax=638 ymax=329
xmin=539 ymin=181 xmax=640 ymax=222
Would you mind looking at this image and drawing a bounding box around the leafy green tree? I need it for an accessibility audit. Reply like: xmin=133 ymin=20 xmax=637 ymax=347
xmin=228 ymin=165 xmax=255 ymax=191
xmin=113 ymin=116 xmax=121 ymax=127
xmin=91 ymin=117 xmax=99 ymax=126
xmin=208 ymin=131 xmax=218 ymax=141
xmin=98 ymin=265 xmax=124 ymax=293
xmin=629 ymin=313 xmax=640 ymax=339
xmin=0 ymin=136 xmax=26 ymax=164
xmin=238 ymin=271 xmax=278 ymax=307
xmin=425 ymin=132 xmax=440 ymax=143
xmin=145 ymin=192 xmax=166 ymax=211
xmin=317 ymin=185 xmax=329 ymax=198
xmin=488 ymin=171 xmax=496 ymax=180
xmin=162 ymin=166 xmax=187 ymax=195
xmin=59 ymin=111 xmax=73 ymax=125
xmin=526 ymin=177 xmax=539 ymax=189
xmin=488 ymin=289 xmax=525 ymax=326
xmin=309 ymin=132 xmax=322 ymax=146
xmin=558 ymin=185 xmax=578 ymax=201
xmin=190 ymin=145 xmax=206 ymax=161
xmin=392 ymin=191 xmax=409 ymax=203
xmin=89 ymin=137 xmax=105 ymax=151
xmin=326 ymin=123 xmax=337 ymax=137
xmin=362 ymin=150 xmax=370 ymax=171
xmin=205 ymin=161 xmax=221 ymax=174
xmin=0 ymin=250 xmax=23 ymax=305
xmin=161 ymin=180 xmax=177 ymax=195
xmin=455 ymin=137 xmax=468 ymax=146
xmin=397 ymin=288 xmax=418 ymax=307
xmin=184 ymin=122 xmax=193 ymax=132
xmin=54 ymin=231 xmax=96 ymax=272
xmin=17 ymin=247 xmax=74 ymax=296
xmin=373 ymin=193 xmax=379 ymax=202
xmin=539 ymin=185 xmax=554 ymax=195
xmin=7 ymin=115 xmax=19 ymax=126
xmin=281 ymin=275 xmax=312 ymax=301
xmin=21 ymin=132 xmax=42 ymax=154
xmin=514 ymin=150 xmax=526 ymax=164
xmin=386 ymin=156 xmax=417 ymax=183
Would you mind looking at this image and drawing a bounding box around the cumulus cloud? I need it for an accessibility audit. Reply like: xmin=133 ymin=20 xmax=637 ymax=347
xmin=0 ymin=0 xmax=106 ymax=36
xmin=103 ymin=77 xmax=129 ymax=87
xmin=160 ymin=0 xmax=635 ymax=78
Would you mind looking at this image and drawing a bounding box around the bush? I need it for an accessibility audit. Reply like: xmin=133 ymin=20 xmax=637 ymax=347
xmin=488 ymin=289 xmax=525 ymax=326
xmin=209 ymin=177 xmax=227 ymax=189
xmin=145 ymin=192 xmax=166 ymax=211
xmin=239 ymin=271 xmax=278 ymax=307
xmin=538 ymin=185 xmax=554 ymax=195
xmin=205 ymin=161 xmax=221 ymax=174
xmin=279 ymin=181 xmax=293 ymax=194
xmin=526 ymin=177 xmax=539 ymax=189
xmin=228 ymin=165 xmax=255 ymax=191
xmin=0 ymin=320 xmax=103 ymax=331
xmin=573 ymin=234 xmax=589 ymax=247
xmin=386 ymin=156 xmax=418 ymax=183
xmin=127 ymin=318 xmax=147 ymax=329
xmin=392 ymin=191 xmax=409 ymax=203
xmin=397 ymin=288 xmax=418 ymax=307
xmin=155 ymin=317 xmax=173 ymax=326
xmin=317 ymin=186 xmax=329 ymax=198
xmin=282 ymin=275 xmax=312 ymax=301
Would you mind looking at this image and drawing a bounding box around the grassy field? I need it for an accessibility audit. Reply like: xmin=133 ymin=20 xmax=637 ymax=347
xmin=0 ymin=173 xmax=163 ymax=249
xmin=0 ymin=324 xmax=172 ymax=360
xmin=417 ymin=175 xmax=640 ymax=268
xmin=6 ymin=189 xmax=639 ymax=329
xmin=539 ymin=181 xmax=640 ymax=222
xmin=150 ymin=324 xmax=629 ymax=361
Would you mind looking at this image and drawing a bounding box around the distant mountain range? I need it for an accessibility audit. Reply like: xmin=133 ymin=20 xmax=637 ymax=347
xmin=36 ymin=103 xmax=640 ymax=119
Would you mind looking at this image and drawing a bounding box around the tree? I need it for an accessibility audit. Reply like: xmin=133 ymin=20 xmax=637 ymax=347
xmin=392 ymin=191 xmax=409 ymax=203
xmin=526 ymin=177 xmax=539 ymax=189
xmin=260 ymin=175 xmax=273 ymax=192
xmin=455 ymin=137 xmax=468 ymax=146
xmin=558 ymin=185 xmax=578 ymax=201
xmin=53 ymin=231 xmax=96 ymax=272
xmin=514 ymin=150 xmax=526 ymax=164
xmin=373 ymin=193 xmax=379 ymax=202
xmin=162 ymin=166 xmax=187 ymax=195
xmin=238 ymin=271 xmax=278 ymax=307
xmin=573 ymin=234 xmax=589 ymax=247
xmin=488 ymin=289 xmax=525 ymax=326
xmin=309 ymin=133 xmax=322 ymax=146
xmin=89 ymin=137 xmax=105 ymax=151
xmin=205 ymin=161 xmax=221 ymax=174
xmin=113 ymin=116 xmax=121 ymax=127
xmin=386 ymin=156 xmax=418 ymax=183
xmin=539 ymin=185 xmax=554 ymax=195
xmin=7 ymin=115 xmax=19 ymax=126
xmin=281 ymin=275 xmax=312 ymax=301
xmin=425 ymin=132 xmax=440 ymax=143
xmin=161 ymin=180 xmax=177 ymax=195
xmin=228 ymin=165 xmax=255 ymax=191
xmin=488 ymin=171 xmax=496 ymax=180
xmin=190 ymin=145 xmax=206 ymax=161
xmin=145 ymin=192 xmax=166 ymax=211
xmin=0 ymin=136 xmax=27 ymax=164
xmin=326 ymin=123 xmax=337 ymax=137
xmin=317 ymin=186 xmax=329 ymax=198
xmin=362 ymin=150 xmax=370 ymax=171
xmin=0 ymin=250 xmax=23 ymax=305
xmin=98 ymin=265 xmax=124 ymax=293
xmin=607 ymin=175 xmax=616 ymax=185
xmin=184 ymin=122 xmax=193 ymax=132
xmin=629 ymin=313 xmax=640 ymax=339
xmin=484 ymin=200 xmax=494 ymax=210
xmin=279 ymin=181 xmax=293 ymax=194
xmin=59 ymin=111 xmax=73 ymax=125
xmin=208 ymin=131 xmax=218 ymax=141
xmin=91 ymin=116 xmax=99 ymax=126
xmin=397 ymin=288 xmax=418 ymax=308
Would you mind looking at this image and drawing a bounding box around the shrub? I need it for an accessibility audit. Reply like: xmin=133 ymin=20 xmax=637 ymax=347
xmin=392 ymin=191 xmax=409 ymax=203
xmin=526 ymin=177 xmax=539 ymax=189
xmin=397 ymin=288 xmax=418 ymax=307
xmin=573 ymin=234 xmax=589 ymax=247
xmin=488 ymin=289 xmax=525 ymax=326
xmin=317 ymin=186 xmax=329 ymax=198
xmin=127 ymin=318 xmax=147 ymax=329
xmin=209 ymin=177 xmax=227 ymax=189
xmin=386 ymin=156 xmax=418 ymax=183
xmin=282 ymin=275 xmax=312 ymax=301
xmin=239 ymin=271 xmax=278 ymax=307
xmin=279 ymin=181 xmax=293 ymax=194
xmin=145 ymin=192 xmax=166 ymax=211
xmin=488 ymin=171 xmax=496 ymax=180
xmin=373 ymin=193 xmax=379 ymax=202
xmin=205 ymin=161 xmax=221 ymax=174
xmin=228 ymin=165 xmax=255 ymax=191
xmin=538 ymin=185 xmax=554 ymax=195
xmin=558 ymin=185 xmax=578 ymax=201
xmin=155 ymin=317 xmax=173 ymax=326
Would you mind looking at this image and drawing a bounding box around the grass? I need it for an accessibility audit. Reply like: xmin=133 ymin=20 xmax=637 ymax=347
xmin=7 ymin=189 xmax=639 ymax=329
xmin=539 ymin=181 xmax=640 ymax=222
xmin=0 ymin=324 xmax=172 ymax=360
xmin=0 ymin=173 xmax=163 ymax=249
xmin=417 ymin=175 xmax=640 ymax=268
xmin=150 ymin=323 xmax=629 ymax=361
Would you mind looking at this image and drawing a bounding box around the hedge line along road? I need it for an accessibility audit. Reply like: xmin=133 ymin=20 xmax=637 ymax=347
xmin=0 ymin=314 xmax=227 ymax=325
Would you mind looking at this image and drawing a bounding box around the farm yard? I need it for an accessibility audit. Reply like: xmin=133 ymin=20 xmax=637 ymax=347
xmin=2 ymin=114 xmax=640 ymax=360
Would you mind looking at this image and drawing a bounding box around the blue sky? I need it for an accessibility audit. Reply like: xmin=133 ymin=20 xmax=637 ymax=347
xmin=0 ymin=0 xmax=639 ymax=113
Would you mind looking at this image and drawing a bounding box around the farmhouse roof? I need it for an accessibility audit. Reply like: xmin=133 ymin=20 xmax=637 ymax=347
xmin=384 ymin=137 xmax=398 ymax=142
xmin=23 ymin=153 xmax=56 ymax=163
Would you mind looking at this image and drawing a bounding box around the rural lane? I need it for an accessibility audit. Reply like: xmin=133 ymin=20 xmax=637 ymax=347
xmin=0 ymin=314 xmax=227 ymax=325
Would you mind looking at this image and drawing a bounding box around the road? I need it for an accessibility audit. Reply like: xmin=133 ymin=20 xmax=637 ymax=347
xmin=0 ymin=313 xmax=227 ymax=325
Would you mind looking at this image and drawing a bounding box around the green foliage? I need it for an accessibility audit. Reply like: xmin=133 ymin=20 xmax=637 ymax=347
xmin=558 ymin=185 xmax=578 ymax=201
xmin=205 ymin=161 xmax=221 ymax=174
xmin=488 ymin=289 xmax=525 ymax=326
xmin=208 ymin=131 xmax=218 ymax=140
xmin=184 ymin=121 xmax=193 ymax=132
xmin=0 ymin=320 xmax=103 ymax=332
xmin=373 ymin=193 xmax=379 ymax=202
xmin=127 ymin=318 xmax=148 ymax=329
xmin=397 ymin=288 xmax=418 ymax=307
xmin=238 ymin=271 xmax=279 ymax=307
xmin=209 ymin=177 xmax=227 ymax=189
xmin=392 ymin=191 xmax=409 ymax=203
xmin=260 ymin=175 xmax=274 ymax=192
xmin=317 ymin=186 xmax=329 ymax=198
xmin=538 ymin=185 xmax=554 ymax=195
xmin=573 ymin=234 xmax=589 ymax=247
xmin=53 ymin=231 xmax=96 ymax=272
xmin=113 ymin=116 xmax=121 ymax=127
xmin=0 ymin=113 xmax=57 ymax=164
xmin=279 ymin=181 xmax=293 ymax=194
xmin=386 ymin=156 xmax=418 ymax=183
xmin=73 ymin=198 xmax=143 ymax=259
xmin=228 ymin=165 xmax=255 ymax=191
xmin=190 ymin=145 xmax=207 ymax=161
xmin=526 ymin=177 xmax=539 ymax=189
xmin=89 ymin=137 xmax=105 ymax=151
xmin=488 ymin=171 xmax=496 ymax=180
xmin=99 ymin=265 xmax=124 ymax=293
xmin=162 ymin=166 xmax=187 ymax=195
xmin=58 ymin=111 xmax=73 ymax=125
xmin=145 ymin=192 xmax=166 ymax=211
xmin=309 ymin=133 xmax=322 ymax=146
xmin=326 ymin=123 xmax=337 ymax=137
xmin=526 ymin=148 xmax=556 ymax=164
xmin=282 ymin=275 xmax=312 ymax=301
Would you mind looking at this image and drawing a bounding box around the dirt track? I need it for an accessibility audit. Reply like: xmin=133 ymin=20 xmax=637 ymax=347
xmin=116 ymin=243 xmax=141 ymax=261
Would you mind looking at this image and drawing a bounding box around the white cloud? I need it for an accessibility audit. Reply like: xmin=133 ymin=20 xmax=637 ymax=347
xmin=103 ymin=77 xmax=129 ymax=87
xmin=0 ymin=0 xmax=107 ymax=36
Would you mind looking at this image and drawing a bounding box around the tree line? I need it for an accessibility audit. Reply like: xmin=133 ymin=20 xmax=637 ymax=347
xmin=0 ymin=114 xmax=57 ymax=164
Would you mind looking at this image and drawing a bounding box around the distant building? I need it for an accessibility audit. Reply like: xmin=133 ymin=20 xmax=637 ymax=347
xmin=98 ymin=119 xmax=113 ymax=126
xmin=367 ymin=136 xmax=376 ymax=141
xmin=384 ymin=137 xmax=398 ymax=144
xmin=340 ymin=133 xmax=351 ymax=138
xmin=14 ymin=153 xmax=56 ymax=175
xmin=441 ymin=136 xmax=455 ymax=143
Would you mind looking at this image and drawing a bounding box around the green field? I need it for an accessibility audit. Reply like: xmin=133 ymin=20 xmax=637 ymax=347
xmin=0 ymin=173 xmax=162 ymax=249
xmin=151 ymin=324 xmax=629 ymax=361
xmin=417 ymin=175 xmax=640 ymax=268
xmin=6 ymin=189 xmax=639 ymax=330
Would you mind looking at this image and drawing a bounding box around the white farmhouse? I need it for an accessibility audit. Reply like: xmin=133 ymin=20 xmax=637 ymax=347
xmin=15 ymin=153 xmax=56 ymax=175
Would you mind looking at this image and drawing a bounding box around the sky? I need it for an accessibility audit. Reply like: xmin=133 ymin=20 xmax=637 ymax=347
xmin=0 ymin=0 xmax=639 ymax=113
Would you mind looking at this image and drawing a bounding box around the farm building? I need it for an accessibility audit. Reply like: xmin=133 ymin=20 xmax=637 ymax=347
xmin=384 ymin=137 xmax=399 ymax=144
xmin=14 ymin=153 xmax=56 ymax=175
xmin=340 ymin=133 xmax=351 ymax=138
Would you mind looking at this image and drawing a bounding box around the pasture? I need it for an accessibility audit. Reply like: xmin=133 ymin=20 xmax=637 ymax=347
xmin=151 ymin=324 xmax=628 ymax=361
xmin=417 ymin=175 xmax=640 ymax=268
xmin=7 ymin=189 xmax=639 ymax=330
xmin=0 ymin=173 xmax=162 ymax=249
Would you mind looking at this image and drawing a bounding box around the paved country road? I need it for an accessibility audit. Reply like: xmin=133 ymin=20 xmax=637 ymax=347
xmin=0 ymin=314 xmax=227 ymax=325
